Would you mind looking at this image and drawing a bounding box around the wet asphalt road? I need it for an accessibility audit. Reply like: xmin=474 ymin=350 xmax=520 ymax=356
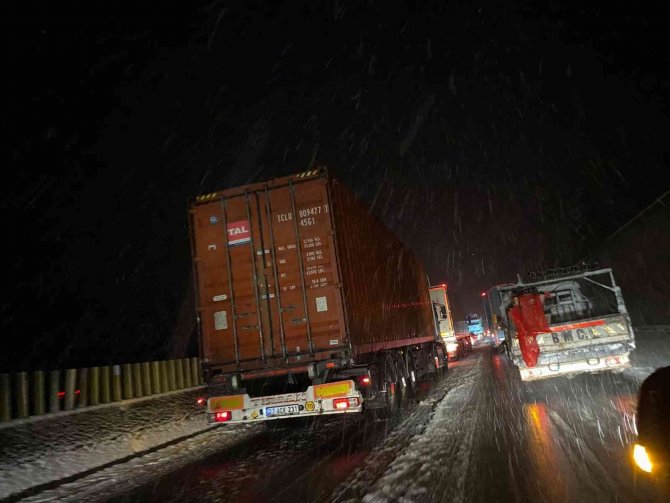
xmin=107 ymin=345 xmax=667 ymax=503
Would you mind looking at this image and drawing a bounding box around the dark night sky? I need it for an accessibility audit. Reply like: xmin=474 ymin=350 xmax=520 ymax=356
xmin=5 ymin=1 xmax=670 ymax=371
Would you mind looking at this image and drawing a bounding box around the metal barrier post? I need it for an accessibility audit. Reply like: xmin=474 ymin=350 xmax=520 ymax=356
xmin=1 ymin=374 xmax=11 ymax=421
xmin=78 ymin=368 xmax=89 ymax=408
xmin=112 ymin=365 xmax=122 ymax=401
xmin=142 ymin=362 xmax=152 ymax=395
xmin=159 ymin=361 xmax=169 ymax=392
xmin=122 ymin=364 xmax=133 ymax=400
xmin=182 ymin=359 xmax=192 ymax=388
xmin=15 ymin=372 xmax=29 ymax=419
xmin=150 ymin=361 xmax=161 ymax=394
xmin=132 ymin=363 xmax=143 ymax=398
xmin=166 ymin=360 xmax=176 ymax=391
xmin=175 ymin=359 xmax=184 ymax=389
xmin=64 ymin=369 xmax=77 ymax=411
xmin=49 ymin=370 xmax=60 ymax=413
xmin=89 ymin=367 xmax=100 ymax=406
xmin=32 ymin=370 xmax=45 ymax=416
xmin=190 ymin=357 xmax=201 ymax=385
xmin=101 ymin=366 xmax=111 ymax=404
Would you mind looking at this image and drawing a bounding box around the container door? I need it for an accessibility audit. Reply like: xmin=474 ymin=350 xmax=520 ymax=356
xmin=191 ymin=200 xmax=239 ymax=365
xmin=191 ymin=177 xmax=347 ymax=367
xmin=222 ymin=193 xmax=270 ymax=363
xmin=263 ymin=178 xmax=347 ymax=357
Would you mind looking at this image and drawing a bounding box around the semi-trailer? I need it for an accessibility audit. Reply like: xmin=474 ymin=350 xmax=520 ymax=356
xmin=189 ymin=167 xmax=447 ymax=423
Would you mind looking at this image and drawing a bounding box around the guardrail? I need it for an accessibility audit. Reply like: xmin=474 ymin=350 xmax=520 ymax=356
xmin=0 ymin=357 xmax=202 ymax=422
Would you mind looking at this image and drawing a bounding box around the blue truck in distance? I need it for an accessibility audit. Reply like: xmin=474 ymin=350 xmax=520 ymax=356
xmin=466 ymin=314 xmax=484 ymax=338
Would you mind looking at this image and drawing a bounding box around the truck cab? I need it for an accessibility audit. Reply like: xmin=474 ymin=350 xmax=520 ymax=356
xmin=430 ymin=285 xmax=459 ymax=360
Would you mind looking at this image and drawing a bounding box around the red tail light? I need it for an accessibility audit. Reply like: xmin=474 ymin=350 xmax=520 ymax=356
xmin=57 ymin=390 xmax=81 ymax=399
xmin=333 ymin=397 xmax=360 ymax=410
xmin=214 ymin=411 xmax=231 ymax=422
xmin=196 ymin=396 xmax=206 ymax=406
xmin=333 ymin=398 xmax=349 ymax=410
xmin=333 ymin=398 xmax=350 ymax=409
xmin=357 ymin=375 xmax=371 ymax=385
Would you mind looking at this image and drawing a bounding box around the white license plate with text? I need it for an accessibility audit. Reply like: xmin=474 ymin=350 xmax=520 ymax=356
xmin=265 ymin=405 xmax=300 ymax=417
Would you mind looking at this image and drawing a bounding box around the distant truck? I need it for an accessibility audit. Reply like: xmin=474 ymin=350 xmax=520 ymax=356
xmin=466 ymin=314 xmax=484 ymax=338
xmin=429 ymin=284 xmax=460 ymax=359
xmin=189 ymin=167 xmax=447 ymax=424
xmin=453 ymin=320 xmax=474 ymax=354
xmin=488 ymin=266 xmax=635 ymax=381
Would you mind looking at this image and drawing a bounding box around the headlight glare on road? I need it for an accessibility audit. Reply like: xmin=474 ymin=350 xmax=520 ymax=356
xmin=633 ymin=444 xmax=652 ymax=473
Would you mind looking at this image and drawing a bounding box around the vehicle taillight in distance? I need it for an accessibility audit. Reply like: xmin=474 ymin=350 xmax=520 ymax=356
xmin=214 ymin=411 xmax=231 ymax=422
xmin=357 ymin=374 xmax=372 ymax=386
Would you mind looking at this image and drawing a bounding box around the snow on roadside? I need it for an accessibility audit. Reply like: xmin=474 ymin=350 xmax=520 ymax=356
xmin=0 ymin=388 xmax=210 ymax=500
xmin=18 ymin=423 xmax=263 ymax=502
xmin=333 ymin=353 xmax=483 ymax=503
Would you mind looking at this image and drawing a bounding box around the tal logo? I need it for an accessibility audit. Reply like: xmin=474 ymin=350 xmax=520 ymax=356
xmin=226 ymin=220 xmax=251 ymax=246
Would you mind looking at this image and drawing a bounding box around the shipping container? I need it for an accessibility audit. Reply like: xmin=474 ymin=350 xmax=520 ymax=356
xmin=189 ymin=167 xmax=447 ymax=423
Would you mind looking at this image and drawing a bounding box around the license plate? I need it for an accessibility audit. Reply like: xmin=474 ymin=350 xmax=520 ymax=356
xmin=538 ymin=322 xmax=629 ymax=346
xmin=265 ymin=405 xmax=300 ymax=417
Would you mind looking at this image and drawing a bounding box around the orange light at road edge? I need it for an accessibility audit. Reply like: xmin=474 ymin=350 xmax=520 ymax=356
xmin=633 ymin=444 xmax=652 ymax=473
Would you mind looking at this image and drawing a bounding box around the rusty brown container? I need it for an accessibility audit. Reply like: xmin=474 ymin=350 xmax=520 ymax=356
xmin=189 ymin=167 xmax=436 ymax=377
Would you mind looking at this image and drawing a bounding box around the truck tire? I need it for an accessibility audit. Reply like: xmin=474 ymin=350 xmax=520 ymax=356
xmin=404 ymin=351 xmax=418 ymax=398
xmin=425 ymin=343 xmax=446 ymax=381
xmin=395 ymin=353 xmax=411 ymax=409
xmin=376 ymin=354 xmax=399 ymax=420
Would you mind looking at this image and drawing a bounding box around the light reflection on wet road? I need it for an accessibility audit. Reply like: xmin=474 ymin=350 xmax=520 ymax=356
xmin=472 ymin=349 xmax=663 ymax=503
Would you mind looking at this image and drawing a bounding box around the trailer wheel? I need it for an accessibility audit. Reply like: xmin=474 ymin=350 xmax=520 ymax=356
xmin=404 ymin=351 xmax=418 ymax=398
xmin=395 ymin=354 xmax=411 ymax=409
xmin=376 ymin=354 xmax=399 ymax=419
xmin=427 ymin=343 xmax=446 ymax=381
